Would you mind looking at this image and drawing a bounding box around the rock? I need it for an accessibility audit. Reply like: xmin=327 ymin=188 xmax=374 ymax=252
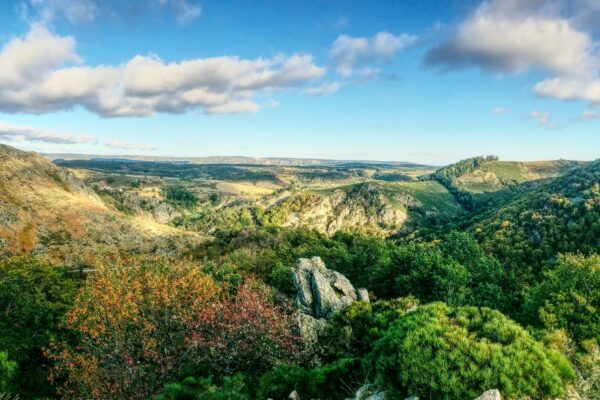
xmin=357 ymin=288 xmax=370 ymax=302
xmin=474 ymin=389 xmax=501 ymax=400
xmin=292 ymin=256 xmax=369 ymax=319
xmin=288 ymin=390 xmax=300 ymax=400
xmin=295 ymin=311 xmax=327 ymax=346
xmin=351 ymin=385 xmax=386 ymax=400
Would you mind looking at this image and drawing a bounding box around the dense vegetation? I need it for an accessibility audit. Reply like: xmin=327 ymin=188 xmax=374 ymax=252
xmin=1 ymin=154 xmax=600 ymax=399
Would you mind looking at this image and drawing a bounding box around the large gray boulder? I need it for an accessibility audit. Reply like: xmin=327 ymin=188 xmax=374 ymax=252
xmin=292 ymin=256 xmax=369 ymax=319
xmin=474 ymin=390 xmax=501 ymax=400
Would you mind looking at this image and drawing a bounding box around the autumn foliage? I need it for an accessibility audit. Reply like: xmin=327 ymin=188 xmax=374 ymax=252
xmin=49 ymin=260 xmax=299 ymax=399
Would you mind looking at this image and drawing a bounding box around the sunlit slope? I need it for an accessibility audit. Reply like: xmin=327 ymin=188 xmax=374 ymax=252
xmin=0 ymin=145 xmax=200 ymax=265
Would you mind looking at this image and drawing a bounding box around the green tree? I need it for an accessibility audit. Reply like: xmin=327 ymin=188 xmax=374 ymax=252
xmin=526 ymin=254 xmax=600 ymax=345
xmin=0 ymin=257 xmax=77 ymax=397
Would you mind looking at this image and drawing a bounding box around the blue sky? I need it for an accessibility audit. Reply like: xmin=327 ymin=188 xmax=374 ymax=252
xmin=0 ymin=0 xmax=599 ymax=164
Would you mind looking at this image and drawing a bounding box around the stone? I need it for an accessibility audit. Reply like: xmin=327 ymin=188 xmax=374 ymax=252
xmin=295 ymin=311 xmax=328 ymax=346
xmin=288 ymin=390 xmax=300 ymax=400
xmin=474 ymin=389 xmax=501 ymax=400
xmin=292 ymin=256 xmax=369 ymax=319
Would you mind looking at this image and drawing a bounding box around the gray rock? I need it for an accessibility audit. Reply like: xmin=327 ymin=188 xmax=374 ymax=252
xmin=288 ymin=390 xmax=300 ymax=400
xmin=474 ymin=389 xmax=501 ymax=400
xmin=292 ymin=256 xmax=369 ymax=319
xmin=352 ymin=385 xmax=386 ymax=400
xmin=295 ymin=311 xmax=327 ymax=346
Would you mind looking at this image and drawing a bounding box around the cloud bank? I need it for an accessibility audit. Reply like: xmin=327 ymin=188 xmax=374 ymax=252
xmin=0 ymin=25 xmax=325 ymax=117
xmin=0 ymin=121 xmax=158 ymax=150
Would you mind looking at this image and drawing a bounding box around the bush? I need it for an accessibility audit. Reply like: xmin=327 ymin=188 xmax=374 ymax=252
xmin=187 ymin=282 xmax=301 ymax=377
xmin=155 ymin=374 xmax=250 ymax=400
xmin=257 ymin=358 xmax=367 ymax=400
xmin=0 ymin=257 xmax=77 ymax=397
xmin=0 ymin=351 xmax=16 ymax=392
xmin=372 ymin=302 xmax=574 ymax=399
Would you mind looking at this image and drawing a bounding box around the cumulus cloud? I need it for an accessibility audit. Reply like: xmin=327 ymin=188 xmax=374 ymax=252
xmin=528 ymin=110 xmax=559 ymax=129
xmin=0 ymin=26 xmax=325 ymax=117
xmin=533 ymin=77 xmax=600 ymax=106
xmin=424 ymin=0 xmax=598 ymax=78
xmin=0 ymin=122 xmax=96 ymax=144
xmin=331 ymin=32 xmax=417 ymax=76
xmin=425 ymin=0 xmax=600 ymax=109
xmin=491 ymin=107 xmax=511 ymax=115
xmin=304 ymin=82 xmax=341 ymax=96
xmin=19 ymin=0 xmax=202 ymax=25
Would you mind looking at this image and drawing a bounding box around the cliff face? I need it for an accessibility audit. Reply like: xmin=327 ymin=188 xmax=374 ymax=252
xmin=273 ymin=185 xmax=408 ymax=236
xmin=0 ymin=145 xmax=199 ymax=265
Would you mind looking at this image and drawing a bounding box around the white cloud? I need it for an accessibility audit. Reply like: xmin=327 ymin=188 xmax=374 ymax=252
xmin=533 ymin=77 xmax=600 ymax=106
xmin=0 ymin=121 xmax=158 ymax=150
xmin=425 ymin=0 xmax=600 ymax=109
xmin=0 ymin=121 xmax=96 ymax=144
xmin=424 ymin=0 xmax=598 ymax=78
xmin=103 ymin=140 xmax=158 ymax=151
xmin=19 ymin=0 xmax=202 ymax=25
xmin=0 ymin=26 xmax=325 ymax=117
xmin=491 ymin=107 xmax=511 ymax=115
xmin=578 ymin=111 xmax=600 ymax=121
xmin=331 ymin=32 xmax=417 ymax=76
xmin=304 ymin=82 xmax=341 ymax=96
xmin=528 ymin=110 xmax=559 ymax=129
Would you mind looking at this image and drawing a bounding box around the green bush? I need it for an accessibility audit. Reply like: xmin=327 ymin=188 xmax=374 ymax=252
xmin=155 ymin=375 xmax=250 ymax=400
xmin=0 ymin=351 xmax=16 ymax=392
xmin=257 ymin=358 xmax=367 ymax=400
xmin=372 ymin=302 xmax=574 ymax=399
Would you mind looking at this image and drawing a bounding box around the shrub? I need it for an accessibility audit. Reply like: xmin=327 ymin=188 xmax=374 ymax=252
xmin=188 ymin=282 xmax=300 ymax=377
xmin=257 ymin=358 xmax=367 ymax=400
xmin=0 ymin=257 xmax=77 ymax=397
xmin=155 ymin=374 xmax=250 ymax=400
xmin=372 ymin=302 xmax=574 ymax=399
xmin=0 ymin=351 xmax=16 ymax=392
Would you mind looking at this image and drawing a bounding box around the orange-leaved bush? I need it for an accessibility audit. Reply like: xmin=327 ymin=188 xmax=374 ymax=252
xmin=188 ymin=281 xmax=301 ymax=376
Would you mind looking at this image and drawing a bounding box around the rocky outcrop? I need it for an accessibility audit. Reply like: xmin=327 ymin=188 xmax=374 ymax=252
xmin=475 ymin=390 xmax=501 ymax=400
xmin=292 ymin=256 xmax=369 ymax=346
xmin=293 ymin=256 xmax=369 ymax=319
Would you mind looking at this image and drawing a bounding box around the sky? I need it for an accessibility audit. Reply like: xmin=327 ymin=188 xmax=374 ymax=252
xmin=0 ymin=0 xmax=599 ymax=164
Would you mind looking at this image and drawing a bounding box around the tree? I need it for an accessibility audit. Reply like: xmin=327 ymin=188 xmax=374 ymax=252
xmin=52 ymin=261 xmax=300 ymax=399
xmin=526 ymin=254 xmax=600 ymax=345
xmin=51 ymin=260 xmax=219 ymax=400
xmin=0 ymin=257 xmax=77 ymax=397
xmin=372 ymin=302 xmax=574 ymax=399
